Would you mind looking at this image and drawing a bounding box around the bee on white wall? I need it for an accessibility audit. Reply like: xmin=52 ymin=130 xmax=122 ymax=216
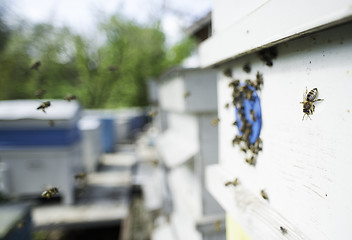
xmin=300 ymin=87 xmax=324 ymax=120
xmin=280 ymin=226 xmax=288 ymax=234
xmin=260 ymin=189 xmax=269 ymax=201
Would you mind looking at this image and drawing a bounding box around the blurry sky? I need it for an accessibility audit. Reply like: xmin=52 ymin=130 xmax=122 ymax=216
xmin=6 ymin=0 xmax=212 ymax=44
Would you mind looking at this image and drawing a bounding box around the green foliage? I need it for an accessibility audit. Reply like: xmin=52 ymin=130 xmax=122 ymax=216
xmin=0 ymin=15 xmax=195 ymax=108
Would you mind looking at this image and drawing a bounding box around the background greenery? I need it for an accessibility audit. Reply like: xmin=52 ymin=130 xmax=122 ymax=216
xmin=0 ymin=11 xmax=195 ymax=108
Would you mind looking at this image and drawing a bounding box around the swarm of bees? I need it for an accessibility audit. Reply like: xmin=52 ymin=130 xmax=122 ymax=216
xmin=226 ymin=68 xmax=264 ymax=166
xmin=258 ymin=47 xmax=278 ymax=67
xmin=224 ymin=178 xmax=239 ymax=187
xmin=41 ymin=187 xmax=59 ymax=199
xmin=37 ymin=101 xmax=51 ymax=113
xmin=300 ymin=87 xmax=324 ymax=120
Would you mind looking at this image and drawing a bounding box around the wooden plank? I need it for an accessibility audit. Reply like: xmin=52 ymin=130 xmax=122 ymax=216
xmin=199 ymin=0 xmax=352 ymax=67
xmin=208 ymin=20 xmax=352 ymax=239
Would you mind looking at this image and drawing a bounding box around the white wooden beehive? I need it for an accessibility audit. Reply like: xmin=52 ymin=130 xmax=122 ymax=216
xmin=202 ymin=1 xmax=352 ymax=239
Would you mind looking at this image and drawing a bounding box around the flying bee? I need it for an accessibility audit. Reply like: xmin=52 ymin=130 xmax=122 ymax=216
xmin=260 ymin=189 xmax=269 ymax=200
xmin=37 ymin=101 xmax=51 ymax=113
xmin=149 ymin=110 xmax=158 ymax=117
xmin=74 ymin=172 xmax=87 ymax=181
xmin=41 ymin=187 xmax=59 ymax=199
xmin=224 ymin=103 xmax=230 ymax=109
xmin=280 ymin=226 xmax=288 ymax=234
xmin=30 ymin=61 xmax=41 ymax=70
xmin=232 ymin=121 xmax=237 ymax=126
xmin=108 ymin=65 xmax=118 ymax=72
xmin=184 ymin=91 xmax=191 ymax=99
xmin=300 ymin=87 xmax=324 ymax=120
xmin=214 ymin=220 xmax=221 ymax=232
xmin=64 ymin=94 xmax=76 ymax=102
xmin=35 ymin=89 xmax=46 ymax=99
xmin=211 ymin=118 xmax=220 ymax=126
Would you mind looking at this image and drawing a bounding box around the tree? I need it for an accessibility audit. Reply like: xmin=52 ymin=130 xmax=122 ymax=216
xmin=0 ymin=14 xmax=195 ymax=108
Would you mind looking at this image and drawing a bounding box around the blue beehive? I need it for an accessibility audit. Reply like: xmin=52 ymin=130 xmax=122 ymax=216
xmin=0 ymin=100 xmax=82 ymax=204
xmin=100 ymin=118 xmax=116 ymax=153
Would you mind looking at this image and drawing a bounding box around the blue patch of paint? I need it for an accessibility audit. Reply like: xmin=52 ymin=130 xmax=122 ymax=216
xmin=235 ymin=85 xmax=262 ymax=145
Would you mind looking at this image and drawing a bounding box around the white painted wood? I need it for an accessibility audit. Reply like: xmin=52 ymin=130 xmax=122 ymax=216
xmin=1 ymin=146 xmax=78 ymax=204
xmin=159 ymin=68 xmax=217 ymax=113
xmin=156 ymin=112 xmax=199 ymax=168
xmin=200 ymin=0 xmax=352 ymax=67
xmin=207 ymin=20 xmax=352 ymax=239
xmin=78 ymin=117 xmax=102 ymax=173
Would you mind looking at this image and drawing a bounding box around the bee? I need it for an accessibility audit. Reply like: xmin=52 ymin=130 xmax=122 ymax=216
xmin=184 ymin=91 xmax=191 ymax=99
xmin=223 ymin=68 xmax=232 ymax=78
xmin=245 ymin=156 xmax=256 ymax=166
xmin=30 ymin=61 xmax=41 ymax=70
xmin=240 ymin=147 xmax=247 ymax=153
xmin=250 ymin=109 xmax=256 ymax=122
xmin=260 ymin=189 xmax=269 ymax=200
xmin=232 ymin=135 xmax=241 ymax=146
xmin=35 ymin=89 xmax=46 ymax=99
xmin=211 ymin=118 xmax=220 ymax=126
xmin=214 ymin=220 xmax=221 ymax=232
xmin=228 ymin=79 xmax=240 ymax=88
xmin=258 ymin=47 xmax=278 ymax=67
xmin=41 ymin=187 xmax=59 ymax=199
xmin=232 ymin=121 xmax=237 ymax=126
xmin=245 ymin=79 xmax=254 ymax=87
xmin=225 ymin=178 xmax=239 ymax=187
xmin=255 ymin=72 xmax=263 ymax=88
xmin=37 ymin=101 xmax=51 ymax=113
xmin=242 ymin=63 xmax=251 ymax=73
xmin=224 ymin=103 xmax=230 ymax=109
xmin=48 ymin=120 xmax=55 ymax=127
xmin=108 ymin=65 xmax=118 ymax=72
xmin=74 ymin=172 xmax=87 ymax=181
xmin=149 ymin=110 xmax=158 ymax=117
xmin=64 ymin=94 xmax=76 ymax=102
xmin=280 ymin=226 xmax=288 ymax=234
xmin=300 ymin=87 xmax=324 ymax=120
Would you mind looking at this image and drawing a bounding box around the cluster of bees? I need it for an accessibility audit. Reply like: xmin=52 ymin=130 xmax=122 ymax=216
xmin=227 ymin=69 xmax=263 ymax=166
xmin=224 ymin=62 xmax=290 ymax=235
xmin=221 ymin=49 xmax=325 ymax=237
